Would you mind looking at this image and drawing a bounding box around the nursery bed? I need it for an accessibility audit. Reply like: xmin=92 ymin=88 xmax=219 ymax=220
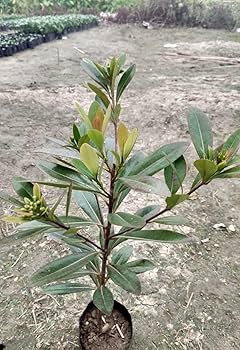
xmin=0 ymin=15 xmax=98 ymax=57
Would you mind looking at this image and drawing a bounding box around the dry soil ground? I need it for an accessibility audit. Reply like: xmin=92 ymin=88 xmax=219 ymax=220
xmin=0 ymin=24 xmax=240 ymax=350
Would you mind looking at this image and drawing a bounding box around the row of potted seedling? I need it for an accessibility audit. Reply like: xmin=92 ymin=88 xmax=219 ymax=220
xmin=0 ymin=14 xmax=98 ymax=33
xmin=0 ymin=14 xmax=98 ymax=57
xmin=0 ymin=33 xmax=44 ymax=57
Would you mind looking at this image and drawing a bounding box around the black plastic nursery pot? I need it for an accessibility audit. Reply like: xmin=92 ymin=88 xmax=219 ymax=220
xmin=79 ymin=300 xmax=133 ymax=350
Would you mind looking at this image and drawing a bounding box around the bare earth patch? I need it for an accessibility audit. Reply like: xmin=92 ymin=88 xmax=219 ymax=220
xmin=0 ymin=24 xmax=240 ymax=350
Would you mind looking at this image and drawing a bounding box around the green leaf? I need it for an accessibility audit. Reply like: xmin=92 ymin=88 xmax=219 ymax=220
xmin=60 ymin=215 xmax=99 ymax=227
xmin=61 ymin=236 xmax=93 ymax=249
xmin=188 ymin=108 xmax=213 ymax=159
xmin=12 ymin=177 xmax=33 ymax=200
xmin=117 ymin=64 xmax=136 ymax=101
xmin=108 ymin=212 xmax=145 ymax=228
xmin=73 ymin=123 xmax=81 ymax=143
xmin=65 ymin=183 xmax=72 ymax=218
xmin=38 ymin=161 xmax=99 ymax=193
xmin=119 ymin=175 xmax=168 ymax=195
xmin=0 ymin=221 xmax=52 ymax=243
xmin=102 ymin=104 xmax=111 ymax=134
xmin=124 ymin=259 xmax=155 ymax=274
xmin=194 ymin=159 xmax=218 ymax=182
xmin=81 ymin=58 xmax=108 ymax=91
xmin=130 ymin=142 xmax=189 ymax=177
xmin=80 ymin=143 xmax=99 ymax=177
xmin=88 ymin=129 xmax=104 ymax=151
xmin=166 ymin=194 xmax=189 ymax=209
xmin=215 ymin=165 xmax=240 ymax=179
xmin=32 ymin=252 xmax=98 ymax=286
xmin=88 ymin=83 xmax=110 ymax=108
xmin=111 ymin=245 xmax=133 ymax=265
xmin=88 ymin=101 xmax=100 ymax=124
xmin=43 ymin=283 xmax=93 ymax=295
xmin=123 ymin=128 xmax=138 ymax=160
xmin=117 ymin=54 xmax=126 ymax=68
xmin=39 ymin=147 xmax=79 ymax=159
xmin=54 ymin=269 xmax=93 ymax=281
xmin=74 ymin=191 xmax=101 ymax=223
xmin=226 ymin=155 xmax=240 ymax=167
xmin=153 ymin=215 xmax=189 ymax=226
xmin=164 ymin=156 xmax=186 ymax=194
xmin=123 ymin=229 xmax=189 ymax=242
xmin=222 ymin=129 xmax=240 ymax=159
xmin=135 ymin=205 xmax=161 ymax=221
xmin=76 ymin=102 xmax=92 ymax=129
xmin=72 ymin=159 xmax=94 ymax=179
xmin=114 ymin=152 xmax=145 ymax=210
xmin=191 ymin=173 xmax=202 ymax=190
xmin=0 ymin=191 xmax=23 ymax=206
xmin=93 ymin=286 xmax=114 ymax=315
xmin=108 ymin=264 xmax=141 ymax=294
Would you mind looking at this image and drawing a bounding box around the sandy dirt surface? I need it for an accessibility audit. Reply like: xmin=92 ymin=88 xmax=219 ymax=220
xmin=0 ymin=24 xmax=240 ymax=350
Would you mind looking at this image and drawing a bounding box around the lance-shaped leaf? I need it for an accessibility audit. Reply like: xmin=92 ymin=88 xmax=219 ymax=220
xmin=108 ymin=264 xmax=141 ymax=294
xmin=12 ymin=177 xmax=33 ymax=200
xmin=102 ymin=104 xmax=111 ymax=134
xmin=93 ymin=286 xmax=114 ymax=315
xmin=31 ymin=252 xmax=98 ymax=286
xmin=111 ymin=245 xmax=133 ymax=265
xmin=109 ymin=205 xmax=159 ymax=250
xmin=72 ymin=159 xmax=94 ymax=179
xmin=136 ymin=205 xmax=161 ymax=221
xmin=130 ymin=142 xmax=189 ymax=176
xmin=124 ymin=259 xmax=155 ymax=274
xmin=117 ymin=64 xmax=136 ymax=101
xmin=0 ymin=191 xmax=23 ymax=206
xmin=81 ymin=58 xmax=108 ymax=91
xmin=221 ymin=129 xmax=240 ymax=159
xmin=153 ymin=215 xmax=189 ymax=226
xmin=88 ymin=101 xmax=100 ymax=124
xmin=164 ymin=156 xmax=187 ymax=194
xmin=61 ymin=237 xmax=95 ymax=250
xmin=76 ymin=102 xmax=92 ymax=129
xmin=118 ymin=123 xmax=129 ymax=155
xmin=215 ymin=165 xmax=240 ymax=179
xmin=88 ymin=129 xmax=104 ymax=151
xmin=88 ymin=83 xmax=110 ymax=108
xmin=38 ymin=161 xmax=99 ymax=192
xmin=54 ymin=269 xmax=94 ymax=281
xmin=43 ymin=283 xmax=93 ymax=295
xmin=37 ymin=146 xmax=79 ymax=159
xmin=73 ymin=123 xmax=81 ymax=143
xmin=123 ymin=128 xmax=138 ymax=160
xmin=191 ymin=173 xmax=202 ymax=190
xmin=66 ymin=183 xmax=72 ymax=218
xmin=74 ymin=191 xmax=102 ymax=223
xmin=92 ymin=108 xmax=104 ymax=131
xmin=0 ymin=221 xmax=52 ymax=243
xmin=80 ymin=143 xmax=99 ymax=177
xmin=117 ymin=54 xmax=127 ymax=68
xmin=166 ymin=194 xmax=189 ymax=209
xmin=59 ymin=215 xmax=100 ymax=227
xmin=119 ymin=175 xmax=168 ymax=195
xmin=194 ymin=159 xmax=218 ymax=183
xmin=122 ymin=229 xmax=189 ymax=243
xmin=108 ymin=212 xmax=145 ymax=228
xmin=188 ymin=108 xmax=213 ymax=159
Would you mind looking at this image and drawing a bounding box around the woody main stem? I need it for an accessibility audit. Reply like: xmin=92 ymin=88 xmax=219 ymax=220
xmin=100 ymin=91 xmax=118 ymax=286
xmin=100 ymin=166 xmax=115 ymax=286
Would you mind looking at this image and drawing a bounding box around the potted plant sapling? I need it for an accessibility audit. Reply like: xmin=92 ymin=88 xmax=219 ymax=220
xmin=1 ymin=55 xmax=240 ymax=350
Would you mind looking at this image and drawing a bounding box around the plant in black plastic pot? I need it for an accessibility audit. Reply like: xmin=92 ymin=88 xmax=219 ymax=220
xmin=1 ymin=55 xmax=240 ymax=349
